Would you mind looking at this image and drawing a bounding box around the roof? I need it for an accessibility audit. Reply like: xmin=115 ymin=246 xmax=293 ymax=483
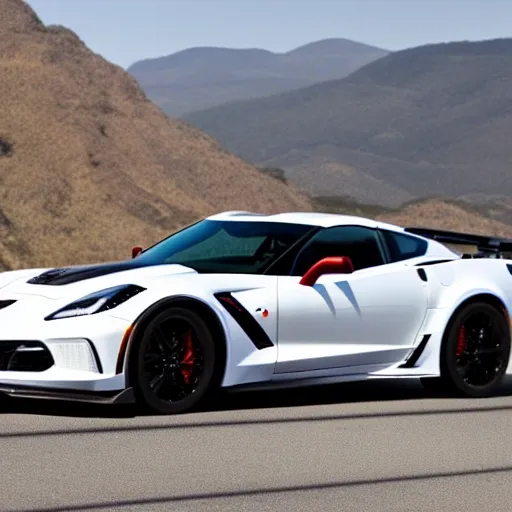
xmin=206 ymin=210 xmax=459 ymax=260
xmin=207 ymin=211 xmax=407 ymax=232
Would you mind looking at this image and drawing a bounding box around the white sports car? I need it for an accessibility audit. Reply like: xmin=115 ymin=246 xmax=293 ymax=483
xmin=0 ymin=211 xmax=511 ymax=414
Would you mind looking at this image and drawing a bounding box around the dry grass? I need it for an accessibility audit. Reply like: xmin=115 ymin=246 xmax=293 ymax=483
xmin=0 ymin=1 xmax=311 ymax=270
xmin=1 ymin=2 xmax=507 ymax=272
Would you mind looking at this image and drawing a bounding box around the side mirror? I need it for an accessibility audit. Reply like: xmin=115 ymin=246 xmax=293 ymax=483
xmin=299 ymin=256 xmax=354 ymax=287
xmin=131 ymin=246 xmax=143 ymax=259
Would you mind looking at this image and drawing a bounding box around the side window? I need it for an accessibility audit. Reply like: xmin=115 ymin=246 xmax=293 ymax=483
xmin=292 ymin=226 xmax=385 ymax=275
xmin=381 ymin=230 xmax=428 ymax=262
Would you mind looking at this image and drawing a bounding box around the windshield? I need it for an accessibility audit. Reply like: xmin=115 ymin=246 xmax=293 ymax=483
xmin=136 ymin=220 xmax=314 ymax=274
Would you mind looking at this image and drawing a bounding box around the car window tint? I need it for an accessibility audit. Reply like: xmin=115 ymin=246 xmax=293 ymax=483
xmin=381 ymin=230 xmax=428 ymax=262
xmin=292 ymin=225 xmax=385 ymax=275
xmin=137 ymin=220 xmax=313 ymax=274
xmin=173 ymin=228 xmax=265 ymax=260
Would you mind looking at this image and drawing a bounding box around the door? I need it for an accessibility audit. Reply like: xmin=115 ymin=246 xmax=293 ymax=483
xmin=275 ymin=225 xmax=428 ymax=374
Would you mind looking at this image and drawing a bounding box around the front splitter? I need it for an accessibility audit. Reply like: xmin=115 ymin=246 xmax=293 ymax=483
xmin=0 ymin=384 xmax=135 ymax=404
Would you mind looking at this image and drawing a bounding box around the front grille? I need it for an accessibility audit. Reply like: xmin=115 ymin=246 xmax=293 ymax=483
xmin=0 ymin=300 xmax=16 ymax=310
xmin=0 ymin=341 xmax=54 ymax=372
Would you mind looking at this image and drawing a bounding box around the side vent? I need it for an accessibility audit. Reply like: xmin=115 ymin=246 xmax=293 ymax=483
xmin=0 ymin=300 xmax=16 ymax=310
xmin=215 ymin=292 xmax=274 ymax=350
xmin=416 ymin=268 xmax=428 ymax=282
xmin=400 ymin=334 xmax=431 ymax=368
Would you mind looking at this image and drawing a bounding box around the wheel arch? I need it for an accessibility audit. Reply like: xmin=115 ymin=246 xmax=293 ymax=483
xmin=413 ymin=290 xmax=511 ymax=376
xmin=431 ymin=291 xmax=512 ymax=396
xmin=448 ymin=293 xmax=508 ymax=321
xmin=438 ymin=291 xmax=511 ymax=364
xmin=440 ymin=292 xmax=509 ymax=343
xmin=120 ymin=295 xmax=228 ymax=388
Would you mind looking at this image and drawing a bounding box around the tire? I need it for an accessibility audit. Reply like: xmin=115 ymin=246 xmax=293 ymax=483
xmin=130 ymin=307 xmax=218 ymax=414
xmin=428 ymin=302 xmax=511 ymax=398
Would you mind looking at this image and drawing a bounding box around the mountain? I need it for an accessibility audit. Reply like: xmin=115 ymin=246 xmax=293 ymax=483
xmin=184 ymin=38 xmax=512 ymax=208
xmin=127 ymin=39 xmax=389 ymax=116
xmin=378 ymin=199 xmax=512 ymax=239
xmin=0 ymin=0 xmax=311 ymax=271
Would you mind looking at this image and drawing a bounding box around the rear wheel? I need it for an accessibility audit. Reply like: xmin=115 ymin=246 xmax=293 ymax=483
xmin=131 ymin=307 xmax=218 ymax=414
xmin=422 ymin=302 xmax=511 ymax=398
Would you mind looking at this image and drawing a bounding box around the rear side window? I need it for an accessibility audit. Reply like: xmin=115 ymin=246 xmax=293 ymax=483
xmin=381 ymin=230 xmax=428 ymax=262
xmin=292 ymin=225 xmax=385 ymax=275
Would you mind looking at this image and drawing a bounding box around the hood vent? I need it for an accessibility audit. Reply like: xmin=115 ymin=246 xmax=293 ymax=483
xmin=24 ymin=260 xmax=147 ymax=286
xmin=27 ymin=268 xmax=70 ymax=285
xmin=0 ymin=300 xmax=16 ymax=310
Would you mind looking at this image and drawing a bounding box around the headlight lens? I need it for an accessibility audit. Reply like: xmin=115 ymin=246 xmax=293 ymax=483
xmin=45 ymin=284 xmax=146 ymax=321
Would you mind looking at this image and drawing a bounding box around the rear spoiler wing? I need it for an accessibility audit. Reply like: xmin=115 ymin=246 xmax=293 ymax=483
xmin=404 ymin=227 xmax=512 ymax=257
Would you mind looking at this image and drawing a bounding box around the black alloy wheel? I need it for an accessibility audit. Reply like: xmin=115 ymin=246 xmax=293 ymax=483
xmin=132 ymin=307 xmax=217 ymax=414
xmin=422 ymin=302 xmax=511 ymax=398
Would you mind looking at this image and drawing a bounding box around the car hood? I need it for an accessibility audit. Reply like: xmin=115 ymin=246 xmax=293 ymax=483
xmin=0 ymin=261 xmax=197 ymax=300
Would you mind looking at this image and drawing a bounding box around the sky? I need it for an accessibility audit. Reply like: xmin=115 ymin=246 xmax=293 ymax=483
xmin=25 ymin=0 xmax=512 ymax=69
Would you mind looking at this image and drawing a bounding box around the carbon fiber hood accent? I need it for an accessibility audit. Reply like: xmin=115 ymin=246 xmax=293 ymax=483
xmin=26 ymin=261 xmax=143 ymax=286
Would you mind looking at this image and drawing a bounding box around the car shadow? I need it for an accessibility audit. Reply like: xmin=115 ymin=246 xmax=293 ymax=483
xmin=3 ymin=376 xmax=512 ymax=419
xmin=214 ymin=376 xmax=512 ymax=412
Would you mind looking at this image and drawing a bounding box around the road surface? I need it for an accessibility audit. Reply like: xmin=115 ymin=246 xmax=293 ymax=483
xmin=2 ymin=379 xmax=512 ymax=511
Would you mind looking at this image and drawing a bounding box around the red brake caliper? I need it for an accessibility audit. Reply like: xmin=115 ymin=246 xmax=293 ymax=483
xmin=456 ymin=324 xmax=466 ymax=357
xmin=181 ymin=330 xmax=195 ymax=385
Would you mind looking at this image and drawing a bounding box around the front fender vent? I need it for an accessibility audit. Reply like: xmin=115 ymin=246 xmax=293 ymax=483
xmin=215 ymin=292 xmax=274 ymax=350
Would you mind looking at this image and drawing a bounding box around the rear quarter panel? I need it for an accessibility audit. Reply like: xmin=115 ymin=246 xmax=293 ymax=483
xmin=403 ymin=259 xmax=512 ymax=376
xmin=425 ymin=259 xmax=512 ymax=314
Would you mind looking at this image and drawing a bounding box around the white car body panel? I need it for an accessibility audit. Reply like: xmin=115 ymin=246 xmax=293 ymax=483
xmin=275 ymin=263 xmax=429 ymax=373
xmin=0 ymin=210 xmax=511 ymax=405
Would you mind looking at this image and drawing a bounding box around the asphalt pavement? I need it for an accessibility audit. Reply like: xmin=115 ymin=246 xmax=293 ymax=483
xmin=3 ymin=379 xmax=512 ymax=512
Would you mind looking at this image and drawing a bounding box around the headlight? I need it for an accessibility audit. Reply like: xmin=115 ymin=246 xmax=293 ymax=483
xmin=45 ymin=284 xmax=146 ymax=321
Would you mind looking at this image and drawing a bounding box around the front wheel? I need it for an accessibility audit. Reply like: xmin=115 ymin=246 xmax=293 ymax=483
xmin=428 ymin=302 xmax=511 ymax=398
xmin=131 ymin=307 xmax=218 ymax=414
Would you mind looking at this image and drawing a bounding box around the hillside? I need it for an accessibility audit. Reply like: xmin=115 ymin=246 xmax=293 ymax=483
xmin=0 ymin=0 xmax=311 ymax=271
xmin=184 ymin=38 xmax=512 ymax=207
xmin=379 ymin=200 xmax=512 ymax=239
xmin=128 ymin=39 xmax=389 ymax=116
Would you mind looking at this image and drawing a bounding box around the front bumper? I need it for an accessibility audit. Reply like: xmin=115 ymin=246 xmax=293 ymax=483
xmin=0 ymin=302 xmax=133 ymax=394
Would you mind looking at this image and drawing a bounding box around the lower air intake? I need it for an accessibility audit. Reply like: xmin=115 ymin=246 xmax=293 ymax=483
xmin=0 ymin=341 xmax=54 ymax=372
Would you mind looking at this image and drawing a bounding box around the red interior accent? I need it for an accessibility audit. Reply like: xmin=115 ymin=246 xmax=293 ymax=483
xmin=131 ymin=246 xmax=143 ymax=259
xmin=181 ymin=330 xmax=195 ymax=385
xmin=456 ymin=324 xmax=466 ymax=357
xmin=299 ymin=256 xmax=354 ymax=287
